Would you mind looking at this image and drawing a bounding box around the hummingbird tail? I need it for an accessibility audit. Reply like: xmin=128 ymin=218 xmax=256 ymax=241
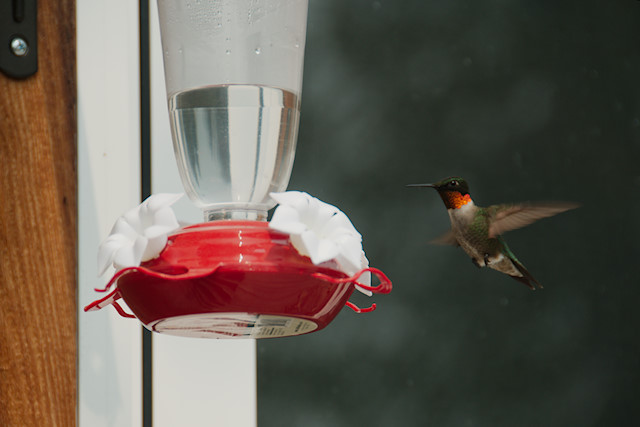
xmin=497 ymin=235 xmax=543 ymax=290
xmin=510 ymin=259 xmax=543 ymax=290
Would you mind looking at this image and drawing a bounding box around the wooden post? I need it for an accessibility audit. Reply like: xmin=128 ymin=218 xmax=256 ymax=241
xmin=0 ymin=0 xmax=76 ymax=425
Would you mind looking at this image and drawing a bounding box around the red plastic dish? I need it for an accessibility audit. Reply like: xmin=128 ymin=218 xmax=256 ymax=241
xmin=85 ymin=221 xmax=392 ymax=339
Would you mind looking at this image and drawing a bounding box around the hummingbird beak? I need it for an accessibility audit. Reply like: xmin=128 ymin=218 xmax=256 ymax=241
xmin=406 ymin=183 xmax=436 ymax=188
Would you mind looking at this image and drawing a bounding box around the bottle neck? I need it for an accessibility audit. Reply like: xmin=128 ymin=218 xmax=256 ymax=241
xmin=205 ymin=208 xmax=267 ymax=222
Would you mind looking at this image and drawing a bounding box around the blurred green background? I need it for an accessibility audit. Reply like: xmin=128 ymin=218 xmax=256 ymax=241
xmin=258 ymin=1 xmax=640 ymax=425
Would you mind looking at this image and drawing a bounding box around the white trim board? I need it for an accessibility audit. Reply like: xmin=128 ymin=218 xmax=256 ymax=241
xmin=77 ymin=0 xmax=143 ymax=425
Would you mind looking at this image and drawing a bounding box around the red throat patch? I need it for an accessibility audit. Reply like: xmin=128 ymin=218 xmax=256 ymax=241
xmin=440 ymin=191 xmax=472 ymax=209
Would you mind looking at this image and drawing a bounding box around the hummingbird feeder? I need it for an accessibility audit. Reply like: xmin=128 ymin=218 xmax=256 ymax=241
xmin=85 ymin=0 xmax=392 ymax=338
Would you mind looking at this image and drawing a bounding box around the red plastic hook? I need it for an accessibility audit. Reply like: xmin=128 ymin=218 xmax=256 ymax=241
xmin=84 ymin=288 xmax=136 ymax=318
xmin=313 ymin=267 xmax=392 ymax=313
xmin=345 ymin=301 xmax=377 ymax=313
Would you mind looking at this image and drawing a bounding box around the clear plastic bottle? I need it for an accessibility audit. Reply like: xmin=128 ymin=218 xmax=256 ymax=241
xmin=156 ymin=0 xmax=308 ymax=220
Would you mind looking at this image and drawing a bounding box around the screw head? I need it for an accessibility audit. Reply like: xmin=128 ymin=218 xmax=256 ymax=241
xmin=10 ymin=37 xmax=29 ymax=57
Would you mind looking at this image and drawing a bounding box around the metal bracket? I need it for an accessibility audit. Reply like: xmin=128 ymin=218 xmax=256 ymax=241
xmin=0 ymin=0 xmax=37 ymax=79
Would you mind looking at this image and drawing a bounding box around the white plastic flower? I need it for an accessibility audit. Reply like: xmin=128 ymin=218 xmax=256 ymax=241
xmin=269 ymin=191 xmax=371 ymax=294
xmin=97 ymin=193 xmax=183 ymax=275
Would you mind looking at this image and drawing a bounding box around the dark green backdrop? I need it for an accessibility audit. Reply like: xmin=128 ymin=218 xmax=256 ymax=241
xmin=258 ymin=1 xmax=640 ymax=425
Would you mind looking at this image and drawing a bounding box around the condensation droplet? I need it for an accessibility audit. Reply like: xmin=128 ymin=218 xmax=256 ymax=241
xmin=225 ymin=49 xmax=231 ymax=55
xmin=254 ymin=47 xmax=261 ymax=55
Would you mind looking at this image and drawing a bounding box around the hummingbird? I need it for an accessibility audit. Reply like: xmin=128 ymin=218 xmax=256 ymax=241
xmin=408 ymin=177 xmax=579 ymax=290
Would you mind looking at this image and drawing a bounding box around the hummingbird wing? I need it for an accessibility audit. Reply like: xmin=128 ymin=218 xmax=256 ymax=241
xmin=430 ymin=229 xmax=459 ymax=246
xmin=488 ymin=202 xmax=579 ymax=238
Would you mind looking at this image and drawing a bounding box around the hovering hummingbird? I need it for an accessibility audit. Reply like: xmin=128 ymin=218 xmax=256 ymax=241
xmin=408 ymin=177 xmax=579 ymax=290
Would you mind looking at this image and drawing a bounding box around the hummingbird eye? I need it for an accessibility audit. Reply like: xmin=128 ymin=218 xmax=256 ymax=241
xmin=448 ymin=180 xmax=459 ymax=187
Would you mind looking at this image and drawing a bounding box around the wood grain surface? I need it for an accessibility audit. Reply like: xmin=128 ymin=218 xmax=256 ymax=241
xmin=0 ymin=0 xmax=77 ymax=425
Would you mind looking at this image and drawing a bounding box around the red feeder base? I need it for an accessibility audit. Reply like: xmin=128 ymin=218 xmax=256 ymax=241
xmin=85 ymin=221 xmax=392 ymax=339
